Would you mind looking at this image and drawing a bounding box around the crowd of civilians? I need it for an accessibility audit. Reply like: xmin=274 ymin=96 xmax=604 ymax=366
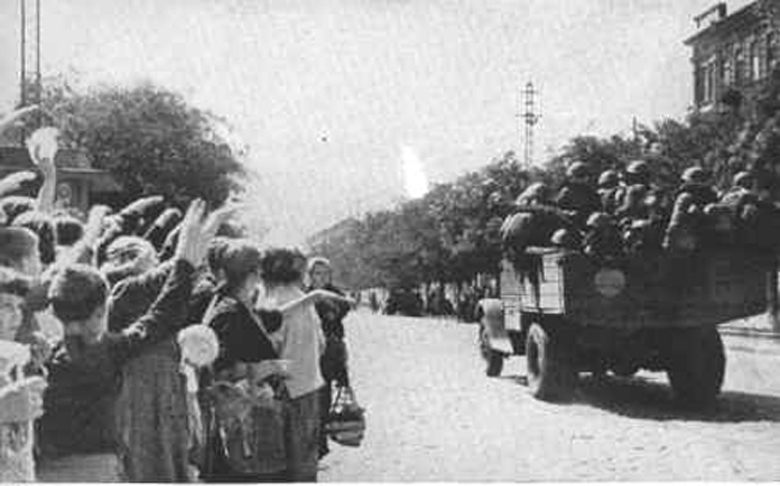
xmin=0 ymin=106 xmax=355 ymax=482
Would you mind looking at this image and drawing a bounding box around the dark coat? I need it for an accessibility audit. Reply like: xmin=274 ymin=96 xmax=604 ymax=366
xmin=41 ymin=260 xmax=195 ymax=464
xmin=205 ymin=293 xmax=282 ymax=375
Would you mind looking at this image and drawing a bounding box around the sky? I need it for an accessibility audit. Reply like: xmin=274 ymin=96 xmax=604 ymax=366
xmin=0 ymin=0 xmax=755 ymax=245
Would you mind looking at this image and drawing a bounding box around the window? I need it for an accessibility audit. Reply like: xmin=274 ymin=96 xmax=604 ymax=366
xmin=695 ymin=63 xmax=706 ymax=105
xmin=722 ymin=53 xmax=734 ymax=86
xmin=735 ymin=47 xmax=746 ymax=85
xmin=768 ymin=33 xmax=777 ymax=73
xmin=750 ymin=40 xmax=761 ymax=80
xmin=701 ymin=57 xmax=717 ymax=104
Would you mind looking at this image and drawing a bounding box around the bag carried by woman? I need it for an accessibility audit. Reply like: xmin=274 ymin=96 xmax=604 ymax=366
xmin=206 ymin=377 xmax=288 ymax=475
xmin=324 ymin=383 xmax=365 ymax=448
xmin=200 ymin=295 xmax=289 ymax=479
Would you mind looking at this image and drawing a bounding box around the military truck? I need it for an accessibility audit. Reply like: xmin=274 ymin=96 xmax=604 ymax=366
xmin=477 ymin=247 xmax=771 ymax=406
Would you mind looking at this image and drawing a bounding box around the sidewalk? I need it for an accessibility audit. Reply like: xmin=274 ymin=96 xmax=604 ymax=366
xmin=36 ymin=453 xmax=122 ymax=483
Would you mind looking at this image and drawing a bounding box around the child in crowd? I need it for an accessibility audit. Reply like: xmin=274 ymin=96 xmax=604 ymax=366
xmin=259 ymin=248 xmax=335 ymax=482
xmin=42 ymin=199 xmax=228 ymax=480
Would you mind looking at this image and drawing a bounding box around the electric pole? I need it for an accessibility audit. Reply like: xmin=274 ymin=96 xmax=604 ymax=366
xmin=20 ymin=0 xmax=42 ymax=141
xmin=522 ymin=81 xmax=541 ymax=169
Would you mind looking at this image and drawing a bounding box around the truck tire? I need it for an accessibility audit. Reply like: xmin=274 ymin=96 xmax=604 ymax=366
xmin=479 ymin=324 xmax=504 ymax=377
xmin=525 ymin=323 xmax=574 ymax=401
xmin=666 ymin=326 xmax=725 ymax=408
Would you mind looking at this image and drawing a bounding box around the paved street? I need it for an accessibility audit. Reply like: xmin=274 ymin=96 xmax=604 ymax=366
xmin=320 ymin=309 xmax=780 ymax=482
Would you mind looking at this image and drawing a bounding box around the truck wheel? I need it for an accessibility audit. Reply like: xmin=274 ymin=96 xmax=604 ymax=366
xmin=479 ymin=324 xmax=504 ymax=377
xmin=666 ymin=326 xmax=725 ymax=408
xmin=525 ymin=323 xmax=574 ymax=401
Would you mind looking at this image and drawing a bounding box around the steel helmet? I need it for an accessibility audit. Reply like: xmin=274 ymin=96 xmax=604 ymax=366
xmin=732 ymin=171 xmax=753 ymax=189
xmin=597 ymin=170 xmax=619 ymax=188
xmin=681 ymin=166 xmax=707 ymax=184
xmin=513 ymin=182 xmax=548 ymax=206
xmin=626 ymin=160 xmax=649 ymax=176
xmin=586 ymin=212 xmax=611 ymax=229
xmin=566 ymin=162 xmax=589 ymax=180
xmin=550 ymin=228 xmax=580 ymax=248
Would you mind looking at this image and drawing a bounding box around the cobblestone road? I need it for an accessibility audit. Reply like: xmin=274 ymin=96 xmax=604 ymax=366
xmin=320 ymin=310 xmax=780 ymax=482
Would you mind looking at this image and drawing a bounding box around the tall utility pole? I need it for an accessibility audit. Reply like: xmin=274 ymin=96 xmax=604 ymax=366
xmin=522 ymin=81 xmax=541 ymax=169
xmin=20 ymin=0 xmax=42 ymax=141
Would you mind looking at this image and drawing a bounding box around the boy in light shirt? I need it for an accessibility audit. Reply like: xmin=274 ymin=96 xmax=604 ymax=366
xmin=259 ymin=248 xmax=351 ymax=482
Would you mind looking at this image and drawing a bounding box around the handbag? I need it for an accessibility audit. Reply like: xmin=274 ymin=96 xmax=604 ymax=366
xmin=206 ymin=380 xmax=288 ymax=475
xmin=325 ymin=384 xmax=366 ymax=448
xmin=200 ymin=296 xmax=289 ymax=477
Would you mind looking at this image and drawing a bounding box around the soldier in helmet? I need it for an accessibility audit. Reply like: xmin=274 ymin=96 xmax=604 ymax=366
xmin=721 ymin=171 xmax=756 ymax=205
xmin=678 ymin=166 xmax=718 ymax=208
xmin=663 ymin=166 xmax=718 ymax=252
xmin=513 ymin=182 xmax=550 ymax=207
xmin=582 ymin=212 xmax=624 ymax=262
xmin=613 ymin=160 xmax=670 ymax=253
xmin=597 ymin=169 xmax=621 ymax=215
xmin=615 ymin=160 xmax=653 ymax=220
xmin=554 ymin=162 xmax=601 ymax=229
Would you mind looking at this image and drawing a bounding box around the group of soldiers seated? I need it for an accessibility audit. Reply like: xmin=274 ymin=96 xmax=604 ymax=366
xmin=501 ymin=159 xmax=780 ymax=265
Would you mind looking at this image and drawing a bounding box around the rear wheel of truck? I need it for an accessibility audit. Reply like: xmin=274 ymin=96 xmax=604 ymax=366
xmin=479 ymin=324 xmax=504 ymax=377
xmin=526 ymin=323 xmax=574 ymax=401
xmin=666 ymin=326 xmax=725 ymax=408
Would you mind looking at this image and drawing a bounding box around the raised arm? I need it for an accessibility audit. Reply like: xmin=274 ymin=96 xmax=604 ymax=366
xmin=278 ymin=289 xmax=355 ymax=316
xmin=0 ymin=105 xmax=41 ymax=135
xmin=0 ymin=171 xmax=37 ymax=200
xmin=56 ymin=204 xmax=111 ymax=267
xmin=27 ymin=127 xmax=60 ymax=214
xmin=111 ymin=199 xmax=237 ymax=362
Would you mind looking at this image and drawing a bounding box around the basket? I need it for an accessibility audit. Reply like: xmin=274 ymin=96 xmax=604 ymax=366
xmin=325 ymin=385 xmax=365 ymax=448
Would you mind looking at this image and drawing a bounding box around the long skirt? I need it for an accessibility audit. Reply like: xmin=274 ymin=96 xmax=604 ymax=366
xmin=114 ymin=339 xmax=191 ymax=482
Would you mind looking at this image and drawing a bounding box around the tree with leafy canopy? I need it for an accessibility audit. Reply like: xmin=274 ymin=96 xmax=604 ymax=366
xmin=15 ymin=75 xmax=245 ymax=208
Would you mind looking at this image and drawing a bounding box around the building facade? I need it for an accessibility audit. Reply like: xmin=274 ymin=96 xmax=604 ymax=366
xmin=0 ymin=147 xmax=120 ymax=216
xmin=685 ymin=1 xmax=777 ymax=113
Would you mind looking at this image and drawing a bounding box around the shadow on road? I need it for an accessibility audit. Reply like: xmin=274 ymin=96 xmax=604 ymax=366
xmin=570 ymin=374 xmax=780 ymax=423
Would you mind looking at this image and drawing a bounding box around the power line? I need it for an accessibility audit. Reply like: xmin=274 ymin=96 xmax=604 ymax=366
xmin=19 ymin=0 xmax=42 ymax=143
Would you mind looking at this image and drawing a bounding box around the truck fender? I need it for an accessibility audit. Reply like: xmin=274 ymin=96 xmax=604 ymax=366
xmin=477 ymin=298 xmax=514 ymax=355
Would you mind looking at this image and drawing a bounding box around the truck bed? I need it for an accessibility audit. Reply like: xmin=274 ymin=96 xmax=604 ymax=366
xmin=513 ymin=249 xmax=772 ymax=329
